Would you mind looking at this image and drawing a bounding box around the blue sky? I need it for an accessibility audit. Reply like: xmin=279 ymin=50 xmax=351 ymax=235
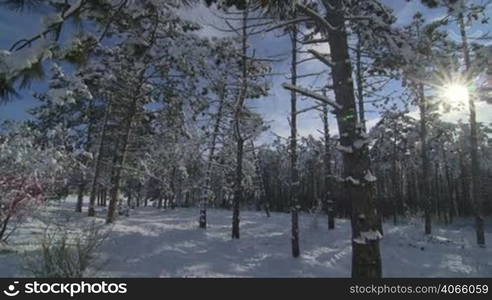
xmin=1 ymin=0 xmax=491 ymax=142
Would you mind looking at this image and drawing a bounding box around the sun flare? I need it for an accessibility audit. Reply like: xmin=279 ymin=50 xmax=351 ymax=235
xmin=442 ymin=83 xmax=470 ymax=104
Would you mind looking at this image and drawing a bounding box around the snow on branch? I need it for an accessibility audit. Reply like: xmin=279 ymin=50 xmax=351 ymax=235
xmin=302 ymin=38 xmax=329 ymax=45
xmin=345 ymin=176 xmax=360 ymax=186
xmin=264 ymin=17 xmax=312 ymax=33
xmin=295 ymin=104 xmax=323 ymax=115
xmin=63 ymin=0 xmax=83 ymax=19
xmin=336 ymin=144 xmax=353 ymax=154
xmin=364 ymin=170 xmax=377 ymax=183
xmin=1 ymin=39 xmax=53 ymax=81
xmin=282 ymin=83 xmax=342 ymax=110
xmin=353 ymin=138 xmax=371 ymax=150
xmin=295 ymin=4 xmax=339 ymax=33
xmin=308 ymin=49 xmax=334 ymax=68
xmin=9 ymin=0 xmax=84 ymax=52
xmin=353 ymin=230 xmax=383 ymax=245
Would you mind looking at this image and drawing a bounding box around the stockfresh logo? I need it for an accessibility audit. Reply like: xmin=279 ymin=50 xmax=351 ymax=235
xmin=3 ymin=281 xmax=127 ymax=297
xmin=3 ymin=281 xmax=20 ymax=297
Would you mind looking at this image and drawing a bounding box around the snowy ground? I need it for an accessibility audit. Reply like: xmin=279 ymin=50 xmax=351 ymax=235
xmin=1 ymin=196 xmax=491 ymax=277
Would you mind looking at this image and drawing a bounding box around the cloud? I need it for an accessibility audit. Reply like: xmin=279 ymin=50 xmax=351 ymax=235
xmin=440 ymin=101 xmax=492 ymax=125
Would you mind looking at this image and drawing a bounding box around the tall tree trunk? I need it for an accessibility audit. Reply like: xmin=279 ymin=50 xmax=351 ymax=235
xmin=88 ymin=99 xmax=112 ymax=216
xmin=392 ymin=124 xmax=399 ymax=225
xmin=0 ymin=214 xmax=11 ymax=242
xmin=170 ymin=167 xmax=177 ymax=209
xmin=232 ymin=8 xmax=249 ymax=239
xmin=289 ymin=24 xmax=300 ymax=258
xmin=459 ymin=152 xmax=469 ymax=216
xmin=106 ymin=97 xmax=137 ymax=224
xmin=251 ymin=141 xmax=270 ymax=217
xmin=199 ymin=83 xmax=225 ymax=228
xmin=355 ymin=32 xmax=366 ymax=131
xmin=326 ymin=0 xmax=381 ymax=278
xmin=443 ymin=149 xmax=454 ymax=224
xmin=418 ymin=84 xmax=432 ymax=235
xmin=232 ymin=136 xmax=243 ymax=239
xmin=434 ymin=161 xmax=441 ymax=221
xmin=76 ymin=183 xmax=85 ymax=213
xmin=76 ymin=98 xmax=96 ymax=212
xmin=459 ymin=13 xmax=485 ymax=247
xmin=322 ymin=101 xmax=335 ymax=230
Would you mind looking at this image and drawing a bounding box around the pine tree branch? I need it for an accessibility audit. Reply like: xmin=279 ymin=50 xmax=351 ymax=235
xmin=282 ymin=83 xmax=342 ymax=110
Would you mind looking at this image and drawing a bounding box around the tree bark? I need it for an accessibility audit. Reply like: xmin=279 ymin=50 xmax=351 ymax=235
xmin=418 ymin=83 xmax=432 ymax=235
xmin=231 ymin=8 xmax=249 ymax=239
xmin=199 ymin=83 xmax=225 ymax=228
xmin=289 ymin=24 xmax=300 ymax=258
xmin=391 ymin=121 xmax=401 ymax=225
xmin=355 ymin=32 xmax=366 ymax=132
xmin=326 ymin=0 xmax=381 ymax=278
xmin=322 ymin=101 xmax=335 ymax=230
xmin=76 ymin=182 xmax=85 ymax=213
xmin=88 ymin=99 xmax=112 ymax=216
xmin=76 ymin=98 xmax=96 ymax=213
xmin=251 ymin=141 xmax=270 ymax=217
xmin=106 ymin=96 xmax=137 ymax=224
xmin=232 ymin=136 xmax=243 ymax=239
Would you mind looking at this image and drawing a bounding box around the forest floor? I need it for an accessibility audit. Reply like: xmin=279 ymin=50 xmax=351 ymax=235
xmin=1 ymin=196 xmax=491 ymax=277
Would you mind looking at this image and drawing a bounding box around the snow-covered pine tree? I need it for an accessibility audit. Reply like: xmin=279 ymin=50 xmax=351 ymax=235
xmin=0 ymin=122 xmax=72 ymax=241
xmin=256 ymin=0 xmax=412 ymax=278
xmin=29 ymin=63 xmax=95 ymax=213
xmin=421 ymin=0 xmax=491 ymax=247
xmin=198 ymin=38 xmax=249 ymax=228
xmin=206 ymin=1 xmax=271 ymax=239
xmin=396 ymin=11 xmax=459 ymax=234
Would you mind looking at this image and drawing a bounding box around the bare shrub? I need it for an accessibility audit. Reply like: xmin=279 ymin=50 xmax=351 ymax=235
xmin=24 ymin=220 xmax=108 ymax=278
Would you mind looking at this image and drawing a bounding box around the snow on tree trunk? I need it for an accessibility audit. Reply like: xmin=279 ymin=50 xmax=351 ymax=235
xmin=326 ymin=0 xmax=381 ymax=278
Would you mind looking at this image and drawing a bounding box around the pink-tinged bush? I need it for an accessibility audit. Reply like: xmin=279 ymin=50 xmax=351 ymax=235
xmin=0 ymin=123 xmax=73 ymax=243
xmin=0 ymin=174 xmax=46 ymax=242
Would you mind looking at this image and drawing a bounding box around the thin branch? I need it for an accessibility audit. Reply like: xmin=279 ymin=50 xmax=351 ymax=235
xmin=10 ymin=0 xmax=86 ymax=51
xmin=282 ymin=83 xmax=342 ymax=110
xmin=295 ymin=104 xmax=323 ymax=115
xmin=308 ymin=49 xmax=334 ymax=67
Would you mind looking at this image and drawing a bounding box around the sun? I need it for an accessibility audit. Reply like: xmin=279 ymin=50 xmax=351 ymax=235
xmin=442 ymin=83 xmax=470 ymax=104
